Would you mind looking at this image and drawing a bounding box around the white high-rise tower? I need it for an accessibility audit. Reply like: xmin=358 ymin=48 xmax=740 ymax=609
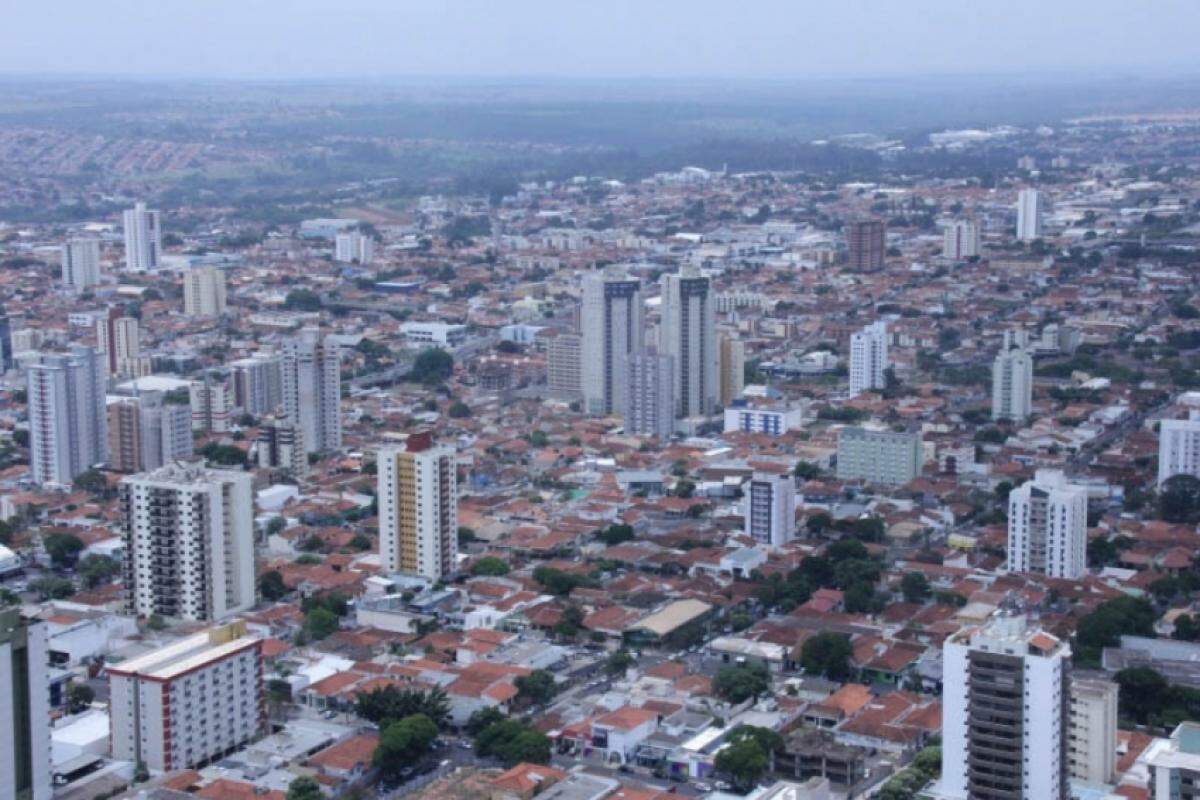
xmin=183 ymin=267 xmax=228 ymax=316
xmin=61 ymin=238 xmax=101 ymax=291
xmin=744 ymin=471 xmax=795 ymax=548
xmin=122 ymin=202 xmax=162 ymax=272
xmin=281 ymin=328 xmax=342 ymax=454
xmin=1016 ymin=189 xmax=1043 ymax=242
xmin=848 ymin=321 xmax=888 ymax=396
xmin=581 ymin=267 xmax=643 ymax=416
xmin=660 ymin=266 xmax=717 ymax=419
xmin=1007 ymin=469 xmax=1087 ymax=579
xmin=942 ymin=220 xmax=980 ymax=260
xmin=992 ymin=330 xmax=1033 ymax=422
xmin=25 ymin=346 xmax=107 ymax=488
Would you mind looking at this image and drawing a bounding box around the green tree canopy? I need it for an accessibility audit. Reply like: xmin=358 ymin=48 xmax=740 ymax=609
xmin=285 ymin=776 xmax=323 ymax=800
xmin=374 ymin=714 xmax=439 ymax=779
xmin=800 ymin=632 xmax=854 ymax=681
xmin=714 ymin=663 xmax=770 ymax=703
xmin=43 ymin=532 xmax=85 ymax=568
xmin=470 ymin=556 xmax=510 ymax=577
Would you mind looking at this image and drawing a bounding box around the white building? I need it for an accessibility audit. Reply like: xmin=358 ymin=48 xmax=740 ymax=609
xmin=61 ymin=238 xmax=102 ymax=292
xmin=108 ymin=621 xmax=264 ymax=772
xmin=581 ymin=267 xmax=643 ymax=416
xmin=334 ymin=231 xmax=374 ymax=264
xmin=189 ymin=373 xmax=235 ymax=434
xmin=399 ymin=322 xmax=467 ymax=348
xmin=992 ymin=330 xmax=1033 ymax=422
xmin=624 ymin=350 xmax=675 ymax=439
xmin=1007 ymin=469 xmax=1087 ymax=580
xmin=744 ymin=472 xmax=795 ymax=548
xmin=96 ymin=312 xmax=147 ymax=379
xmin=836 ymin=426 xmax=921 ymax=486
xmin=182 ymin=267 xmax=227 ymax=316
xmin=378 ymin=434 xmax=458 ymax=581
xmin=281 ymin=328 xmax=342 ymax=454
xmin=723 ymin=403 xmax=807 ymax=436
xmin=0 ymin=609 xmax=51 ymax=800
xmin=1068 ymin=677 xmax=1117 ymax=785
xmin=106 ymin=392 xmax=193 ymax=473
xmin=942 ymin=220 xmax=980 ymax=260
xmin=1016 ymin=188 xmax=1043 ymax=241
xmin=122 ymin=202 xmax=162 ymax=272
xmin=1145 ymin=722 xmax=1200 ymax=800
xmin=848 ymin=321 xmax=888 ymax=396
xmin=231 ymin=354 xmax=282 ymax=417
xmin=26 ymin=346 xmax=108 ymax=488
xmin=660 ymin=266 xmax=717 ymax=418
xmin=940 ymin=611 xmax=1069 ymax=800
xmin=1158 ymin=402 xmax=1200 ymax=487
xmin=120 ymin=462 xmax=255 ymax=622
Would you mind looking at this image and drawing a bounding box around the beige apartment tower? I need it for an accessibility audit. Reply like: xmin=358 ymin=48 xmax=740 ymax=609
xmin=378 ymin=433 xmax=457 ymax=581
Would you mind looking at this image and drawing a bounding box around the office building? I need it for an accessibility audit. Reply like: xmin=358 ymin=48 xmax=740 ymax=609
xmin=231 ymin=354 xmax=282 ymax=417
xmin=334 ymin=231 xmax=374 ymax=264
xmin=256 ymin=418 xmax=306 ymax=476
xmin=992 ymin=330 xmax=1033 ymax=422
xmin=942 ymin=220 xmax=980 ymax=260
xmin=546 ymin=332 xmax=582 ymax=398
xmin=1016 ymin=189 xmax=1043 ymax=241
xmin=61 ymin=238 xmax=102 ymax=292
xmin=122 ymin=202 xmax=162 ymax=273
xmin=182 ymin=267 xmax=227 ymax=316
xmin=0 ymin=610 xmax=51 ymax=800
xmin=940 ymin=610 xmax=1069 ymax=800
xmin=624 ymin=349 xmax=675 ymax=439
xmin=108 ymin=621 xmax=264 ymax=772
xmin=1146 ymin=722 xmax=1200 ymax=800
xmin=189 ymin=373 xmax=235 ymax=434
xmin=378 ymin=433 xmax=457 ymax=581
xmin=1007 ymin=469 xmax=1087 ymax=580
xmin=1067 ymin=677 xmax=1117 ymax=785
xmin=660 ymin=266 xmax=717 ymax=418
xmin=836 ymin=426 xmax=921 ymax=486
xmin=120 ymin=461 xmax=255 ymax=622
xmin=581 ymin=268 xmax=643 ymax=416
xmin=744 ymin=471 xmax=795 ymax=548
xmin=107 ymin=392 xmax=193 ymax=473
xmin=281 ymin=328 xmax=342 ymax=454
xmin=848 ymin=321 xmax=889 ymax=396
xmin=718 ymin=331 xmax=745 ymax=407
xmin=846 ymin=220 xmax=885 ymax=271
xmin=26 ymin=346 xmax=107 ymax=488
xmin=97 ymin=310 xmax=148 ymax=379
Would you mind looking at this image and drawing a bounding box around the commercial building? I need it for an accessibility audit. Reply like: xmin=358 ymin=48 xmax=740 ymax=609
xmin=189 ymin=373 xmax=235 ymax=434
xmin=1067 ymin=676 xmax=1117 ymax=785
xmin=399 ymin=322 xmax=467 ymax=347
xmin=744 ymin=471 xmax=795 ymax=548
xmin=61 ymin=238 xmax=102 ymax=292
xmin=97 ymin=310 xmax=148 ymax=379
xmin=660 ymin=266 xmax=717 ymax=418
xmin=108 ymin=621 xmax=264 ymax=772
xmin=1145 ymin=722 xmax=1200 ymax=800
xmin=940 ymin=611 xmax=1070 ymax=800
xmin=182 ymin=267 xmax=227 ymax=316
xmin=230 ymin=354 xmax=282 ymax=417
xmin=717 ymin=331 xmax=745 ymax=407
xmin=281 ymin=328 xmax=341 ymax=454
xmin=846 ymin=220 xmax=885 ymax=271
xmin=26 ymin=346 xmax=108 ymax=488
xmin=119 ymin=462 xmax=256 ymax=622
xmin=334 ymin=231 xmax=374 ymax=264
xmin=122 ymin=201 xmax=162 ymax=272
xmin=723 ymin=401 xmax=808 ymax=437
xmin=942 ymin=220 xmax=980 ymax=260
xmin=0 ymin=609 xmax=51 ymax=800
xmin=1016 ymin=188 xmax=1043 ymax=241
xmin=848 ymin=321 xmax=888 ymax=396
xmin=546 ymin=332 xmax=582 ymax=398
xmin=624 ymin=349 xmax=675 ymax=439
xmin=1158 ymin=404 xmax=1200 ymax=487
xmin=992 ymin=330 xmax=1033 ymax=422
xmin=581 ymin=267 xmax=643 ymax=416
xmin=107 ymin=392 xmax=193 ymax=473
xmin=378 ymin=433 xmax=458 ymax=581
xmin=1007 ymin=469 xmax=1087 ymax=580
xmin=836 ymin=426 xmax=921 ymax=486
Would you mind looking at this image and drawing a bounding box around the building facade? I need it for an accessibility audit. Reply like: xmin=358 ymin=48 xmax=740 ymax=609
xmin=660 ymin=266 xmax=717 ymax=419
xmin=1067 ymin=677 xmax=1117 ymax=785
xmin=546 ymin=332 xmax=582 ymax=398
xmin=97 ymin=311 xmax=148 ymax=379
xmin=624 ymin=349 xmax=675 ymax=439
xmin=107 ymin=392 xmax=193 ymax=473
xmin=256 ymin=418 xmax=306 ymax=476
xmin=848 ymin=321 xmax=888 ymax=396
xmin=744 ymin=472 xmax=795 ymax=548
xmin=581 ymin=268 xmax=643 ymax=416
xmin=942 ymin=220 xmax=980 ymax=260
xmin=992 ymin=330 xmax=1033 ymax=422
xmin=123 ymin=202 xmax=162 ymax=272
xmin=61 ymin=238 xmax=102 ymax=292
xmin=0 ymin=609 xmax=51 ymax=800
xmin=334 ymin=231 xmax=374 ymax=264
xmin=1007 ymin=469 xmax=1087 ymax=580
xmin=378 ymin=433 xmax=457 ymax=581
xmin=231 ymin=355 xmax=282 ymax=418
xmin=1016 ymin=189 xmax=1043 ymax=241
xmin=26 ymin=346 xmax=107 ymax=488
xmin=836 ymin=426 xmax=921 ymax=486
xmin=189 ymin=373 xmax=235 ymax=434
xmin=182 ymin=267 xmax=228 ymax=316
xmin=717 ymin=331 xmax=745 ymax=407
xmin=846 ymin=220 xmax=885 ymax=271
xmin=281 ymin=328 xmax=342 ymax=454
xmin=1158 ymin=408 xmax=1200 ymax=487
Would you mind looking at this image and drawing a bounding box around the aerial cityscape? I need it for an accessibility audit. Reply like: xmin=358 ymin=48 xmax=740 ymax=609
xmin=6 ymin=3 xmax=1200 ymax=800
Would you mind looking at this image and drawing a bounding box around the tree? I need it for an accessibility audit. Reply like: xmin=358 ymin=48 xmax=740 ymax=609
xmin=515 ymin=670 xmax=558 ymax=707
xmin=465 ymin=706 xmax=506 ymax=736
xmin=714 ymin=737 xmax=770 ymax=793
xmin=72 ymin=469 xmax=110 ymax=496
xmin=714 ymin=663 xmax=770 ymax=703
xmin=304 ymin=607 xmax=339 ymax=641
xmin=1115 ymin=667 xmax=1169 ymax=724
xmin=794 ymin=461 xmax=822 ymax=480
xmin=409 ymin=348 xmax=454 ymax=385
xmin=605 ymin=650 xmax=634 ymax=675
xmin=448 ymin=400 xmax=471 ymax=418
xmin=43 ymin=532 xmax=85 ymax=567
xmin=532 ymin=566 xmax=592 ymax=596
xmin=374 ymin=714 xmax=438 ymax=779
xmin=67 ymin=682 xmax=95 ymax=713
xmin=1175 ymin=614 xmax=1200 ymax=642
xmin=728 ymin=725 xmax=784 ymax=754
xmin=597 ymin=524 xmax=635 ymax=546
xmin=1161 ymin=474 xmax=1200 ymax=523
xmin=355 ymin=686 xmax=450 ymax=730
xmin=286 ymin=776 xmax=323 ymax=800
xmin=471 ymin=556 xmax=510 ymax=577
xmin=283 ymin=289 xmax=322 ymax=311
xmin=79 ymin=554 xmax=120 ymax=588
xmin=1075 ymin=596 xmax=1156 ymax=666
xmin=900 ymin=572 xmax=931 ymax=604
xmin=198 ymin=442 xmax=249 ymax=467
xmin=30 ymin=576 xmax=75 ymax=600
xmin=259 ymin=570 xmax=287 ymax=601
xmin=474 ymin=718 xmax=551 ymax=767
xmin=800 ymin=632 xmax=853 ymax=681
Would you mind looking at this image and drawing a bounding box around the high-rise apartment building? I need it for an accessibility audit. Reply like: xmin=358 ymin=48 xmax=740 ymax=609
xmin=744 ymin=471 xmax=795 ymax=548
xmin=0 ymin=609 xmax=51 ymax=800
xmin=1157 ymin=399 xmax=1200 ymax=487
xmin=660 ymin=266 xmax=717 ymax=419
xmin=942 ymin=220 xmax=980 ymax=260
xmin=107 ymin=392 xmax=193 ymax=473
xmin=120 ymin=461 xmax=255 ymax=622
xmin=189 ymin=373 xmax=235 ymax=434
xmin=378 ymin=433 xmax=457 ymax=581
xmin=334 ymin=231 xmax=374 ymax=264
xmin=848 ymin=321 xmax=888 ymax=396
xmin=1016 ymin=189 xmax=1043 ymax=241
xmin=1007 ymin=469 xmax=1087 ymax=580
xmin=256 ymin=418 xmax=306 ymax=476
xmin=581 ymin=268 xmax=643 ymax=416
xmin=122 ymin=202 xmax=162 ymax=273
xmin=182 ymin=267 xmax=228 ymax=316
xmin=96 ymin=310 xmax=148 ymax=379
xmin=61 ymin=238 xmax=102 ymax=292
xmin=281 ymin=328 xmax=342 ymax=454
xmin=546 ymin=332 xmax=583 ymax=398
xmin=0 ymin=306 xmax=11 ymax=373
xmin=624 ymin=349 xmax=675 ymax=439
xmin=231 ymin=354 xmax=282 ymax=417
xmin=1067 ymin=676 xmax=1117 ymax=785
xmin=717 ymin=331 xmax=745 ymax=407
xmin=846 ymin=219 xmax=886 ymax=270
xmin=108 ymin=621 xmax=264 ymax=772
xmin=26 ymin=346 xmax=107 ymax=488
xmin=992 ymin=330 xmax=1033 ymax=422
xmin=1146 ymin=722 xmax=1200 ymax=800
xmin=940 ymin=610 xmax=1070 ymax=800
xmin=836 ymin=426 xmax=921 ymax=486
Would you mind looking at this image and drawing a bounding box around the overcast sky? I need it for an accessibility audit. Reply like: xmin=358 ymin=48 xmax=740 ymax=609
xmin=3 ymin=0 xmax=1198 ymax=81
